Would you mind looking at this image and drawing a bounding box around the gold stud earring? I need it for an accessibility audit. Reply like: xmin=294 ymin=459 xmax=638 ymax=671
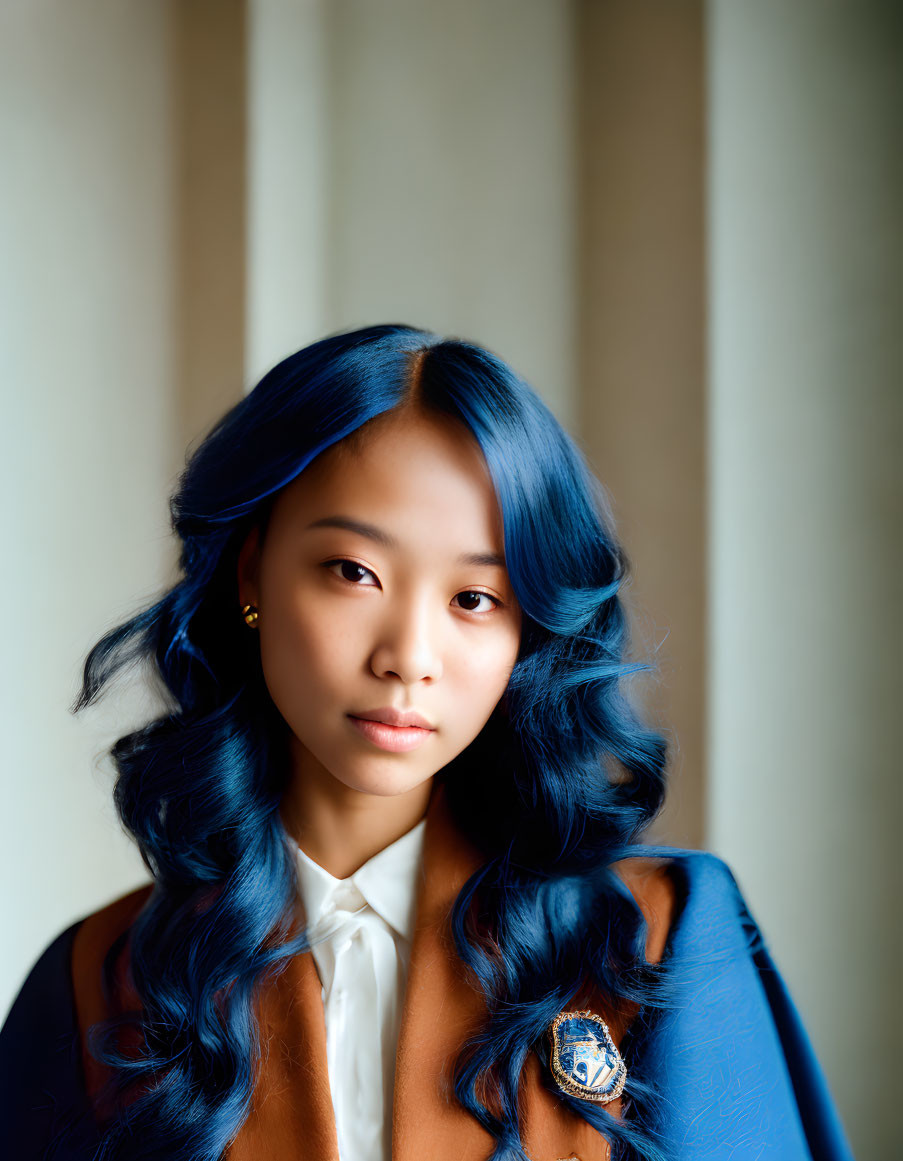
xmin=241 ymin=603 xmax=259 ymax=628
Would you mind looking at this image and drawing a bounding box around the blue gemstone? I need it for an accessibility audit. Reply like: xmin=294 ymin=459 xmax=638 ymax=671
xmin=551 ymin=1013 xmax=625 ymax=1099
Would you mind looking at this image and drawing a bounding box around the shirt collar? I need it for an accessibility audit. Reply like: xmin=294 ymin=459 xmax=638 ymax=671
xmin=295 ymin=817 xmax=427 ymax=942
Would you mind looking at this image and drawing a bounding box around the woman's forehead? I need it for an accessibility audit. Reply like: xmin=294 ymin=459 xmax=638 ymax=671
xmin=295 ymin=412 xmax=492 ymax=502
xmin=265 ymin=410 xmax=506 ymax=558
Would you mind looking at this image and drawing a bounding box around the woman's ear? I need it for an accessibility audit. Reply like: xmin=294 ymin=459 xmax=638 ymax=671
xmin=236 ymin=524 xmax=262 ymax=608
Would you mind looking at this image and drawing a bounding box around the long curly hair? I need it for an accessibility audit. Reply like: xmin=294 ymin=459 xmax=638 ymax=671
xmin=74 ymin=324 xmax=674 ymax=1161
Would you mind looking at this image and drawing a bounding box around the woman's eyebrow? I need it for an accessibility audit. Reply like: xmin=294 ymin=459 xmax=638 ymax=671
xmin=305 ymin=514 xmax=506 ymax=569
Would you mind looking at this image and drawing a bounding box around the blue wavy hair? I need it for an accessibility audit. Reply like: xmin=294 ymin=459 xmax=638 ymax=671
xmin=74 ymin=324 xmax=674 ymax=1161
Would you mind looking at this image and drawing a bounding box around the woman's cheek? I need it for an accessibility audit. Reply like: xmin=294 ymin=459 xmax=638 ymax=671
xmin=461 ymin=627 xmax=518 ymax=685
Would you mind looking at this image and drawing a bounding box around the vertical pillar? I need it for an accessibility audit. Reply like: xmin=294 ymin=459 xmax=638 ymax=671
xmin=174 ymin=0 xmax=247 ymax=444
xmin=576 ymin=0 xmax=708 ymax=847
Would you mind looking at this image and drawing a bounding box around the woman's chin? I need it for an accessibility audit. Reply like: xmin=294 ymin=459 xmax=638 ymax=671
xmin=335 ymin=766 xmax=436 ymax=800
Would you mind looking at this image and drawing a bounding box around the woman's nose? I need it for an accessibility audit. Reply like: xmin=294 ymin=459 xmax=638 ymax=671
xmin=369 ymin=598 xmax=444 ymax=685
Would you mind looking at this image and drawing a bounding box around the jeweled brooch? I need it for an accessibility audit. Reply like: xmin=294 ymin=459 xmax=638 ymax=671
xmin=548 ymin=1009 xmax=627 ymax=1103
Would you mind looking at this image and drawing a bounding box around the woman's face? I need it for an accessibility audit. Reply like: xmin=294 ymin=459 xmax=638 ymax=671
xmin=237 ymin=405 xmax=522 ymax=803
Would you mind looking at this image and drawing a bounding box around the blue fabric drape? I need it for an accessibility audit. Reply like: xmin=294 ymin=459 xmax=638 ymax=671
xmin=634 ymin=851 xmax=854 ymax=1160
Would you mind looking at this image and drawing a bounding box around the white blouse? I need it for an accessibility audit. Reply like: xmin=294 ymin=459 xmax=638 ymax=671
xmin=294 ymin=818 xmax=427 ymax=1161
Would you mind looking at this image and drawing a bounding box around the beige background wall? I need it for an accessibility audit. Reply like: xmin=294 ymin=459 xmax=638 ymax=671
xmin=2 ymin=2 xmax=897 ymax=1156
xmin=0 ymin=0 xmax=178 ymax=1026
xmin=246 ymin=0 xmax=330 ymax=382
xmin=706 ymin=3 xmax=900 ymax=1157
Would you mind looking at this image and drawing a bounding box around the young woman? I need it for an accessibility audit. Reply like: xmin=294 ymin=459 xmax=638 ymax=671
xmin=1 ymin=325 xmax=852 ymax=1161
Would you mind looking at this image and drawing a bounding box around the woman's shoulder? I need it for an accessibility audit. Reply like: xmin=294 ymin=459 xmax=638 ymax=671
xmin=609 ymin=849 xmax=856 ymax=1159
xmin=2 ymin=882 xmax=154 ymax=1065
xmin=0 ymin=917 xmax=91 ymax=1157
xmin=69 ymin=882 xmax=156 ymax=1111
xmin=5 ymin=882 xmax=153 ymax=1022
xmin=0 ymin=883 xmax=152 ymax=1159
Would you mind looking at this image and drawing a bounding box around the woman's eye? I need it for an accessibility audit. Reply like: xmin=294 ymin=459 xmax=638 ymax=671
xmin=323 ymin=559 xmax=379 ymax=586
xmin=453 ymin=590 xmax=502 ymax=614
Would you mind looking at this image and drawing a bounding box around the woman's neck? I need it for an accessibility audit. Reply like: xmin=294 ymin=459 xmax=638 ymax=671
xmin=280 ymin=749 xmax=434 ymax=879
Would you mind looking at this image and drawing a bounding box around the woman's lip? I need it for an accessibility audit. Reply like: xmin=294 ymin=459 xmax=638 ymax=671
xmin=347 ymin=715 xmax=434 ymax=753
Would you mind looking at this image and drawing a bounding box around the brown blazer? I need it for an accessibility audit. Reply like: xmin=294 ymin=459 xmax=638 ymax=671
xmin=71 ymin=783 xmax=675 ymax=1161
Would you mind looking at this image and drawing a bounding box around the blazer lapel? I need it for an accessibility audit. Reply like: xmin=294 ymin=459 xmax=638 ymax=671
xmin=226 ymin=949 xmax=339 ymax=1161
